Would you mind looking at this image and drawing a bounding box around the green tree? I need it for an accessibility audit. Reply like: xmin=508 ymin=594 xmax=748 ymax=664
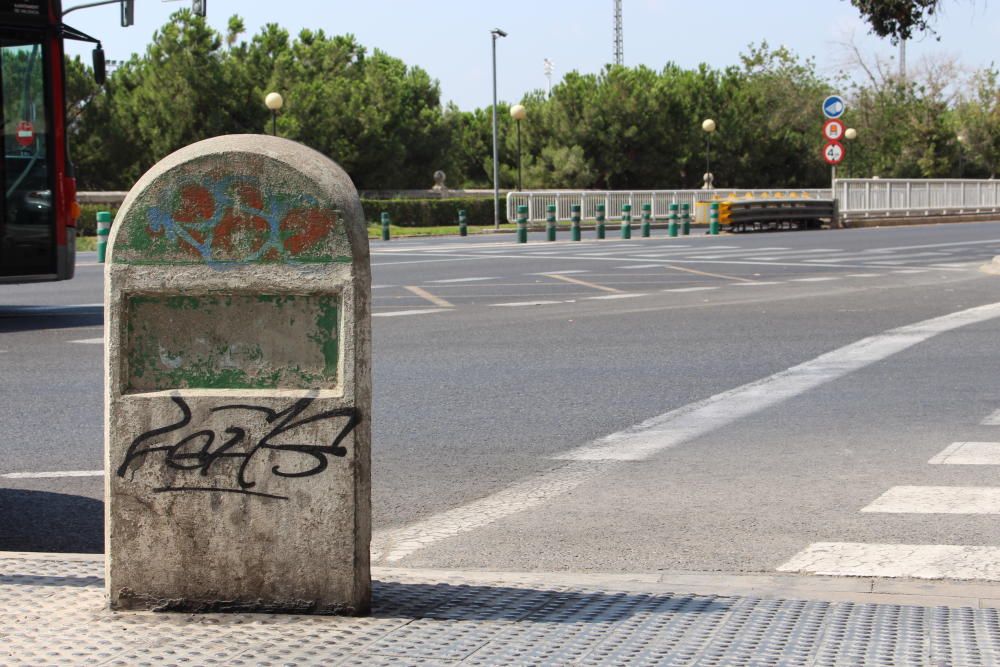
xmin=848 ymin=0 xmax=942 ymax=43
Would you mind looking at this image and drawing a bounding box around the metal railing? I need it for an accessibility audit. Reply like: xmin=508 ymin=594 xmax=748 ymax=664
xmin=505 ymin=189 xmax=832 ymax=223
xmin=835 ymin=179 xmax=1000 ymax=218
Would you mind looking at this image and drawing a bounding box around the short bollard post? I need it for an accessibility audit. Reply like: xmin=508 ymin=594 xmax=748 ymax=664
xmin=571 ymin=204 xmax=582 ymax=241
xmin=105 ymin=135 xmax=372 ymax=615
xmin=621 ymin=203 xmax=632 ymax=239
xmin=458 ymin=209 xmax=468 ymax=237
xmin=681 ymin=203 xmax=691 ymax=236
xmin=668 ymin=203 xmax=679 ymax=238
xmin=546 ymin=204 xmax=557 ymax=242
xmin=381 ymin=211 xmax=390 ymax=241
xmin=97 ymin=211 xmax=112 ymax=263
xmin=517 ymin=204 xmax=529 ymax=243
xmin=709 ymin=202 xmax=720 ymax=235
xmin=596 ymin=204 xmax=606 ymax=240
xmin=641 ymin=203 xmax=651 ymax=238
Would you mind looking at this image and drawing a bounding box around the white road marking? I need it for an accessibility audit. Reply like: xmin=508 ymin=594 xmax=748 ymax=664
xmin=845 ymin=273 xmax=882 ymax=278
xmin=1 ymin=470 xmax=103 ymax=479
xmin=861 ymin=486 xmax=1000 ymax=514
xmin=933 ymin=263 xmax=975 ymax=268
xmin=893 ymin=269 xmax=929 ymax=274
xmin=777 ymin=542 xmax=1000 ymax=581
xmin=492 ymin=300 xmax=564 ymax=307
xmin=664 ymin=286 xmax=720 ymax=293
xmin=370 ymin=301 xmax=1000 ymax=564
xmin=531 ymin=270 xmax=589 ymax=275
xmin=373 ymin=309 xmax=451 ymax=317
xmin=929 ymin=442 xmax=1000 ymax=465
xmin=731 ymin=281 xmax=783 ymax=286
xmin=403 ymin=286 xmax=454 ymax=308
xmin=6 ymin=303 xmax=102 ymax=312
xmin=982 ymin=409 xmax=1000 ymax=426
xmin=617 ymin=264 xmax=661 ymax=269
xmin=556 ymin=301 xmax=1000 ymax=462
xmin=584 ymin=294 xmax=646 ymax=300
xmin=372 ymin=284 xmax=396 ymax=289
xmin=791 ymin=277 xmax=839 ymax=283
xmin=428 ymin=277 xmax=497 ymax=283
xmin=69 ymin=338 xmax=103 ymax=344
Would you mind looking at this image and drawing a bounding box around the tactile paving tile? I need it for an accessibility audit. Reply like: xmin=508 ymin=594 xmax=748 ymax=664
xmin=9 ymin=555 xmax=1000 ymax=665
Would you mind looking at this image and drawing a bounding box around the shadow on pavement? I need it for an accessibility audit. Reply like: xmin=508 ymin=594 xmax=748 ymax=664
xmin=0 ymin=488 xmax=102 ymax=553
xmin=0 ymin=306 xmax=102 ymax=333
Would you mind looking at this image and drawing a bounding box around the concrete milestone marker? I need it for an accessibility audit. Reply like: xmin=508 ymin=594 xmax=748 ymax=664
xmin=105 ymin=135 xmax=371 ymax=614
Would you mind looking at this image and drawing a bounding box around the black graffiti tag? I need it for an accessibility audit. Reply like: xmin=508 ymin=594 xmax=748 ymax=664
xmin=117 ymin=396 xmax=360 ymax=500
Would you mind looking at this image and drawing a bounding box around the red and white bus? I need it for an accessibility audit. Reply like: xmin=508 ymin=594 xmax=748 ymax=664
xmin=0 ymin=0 xmax=101 ymax=284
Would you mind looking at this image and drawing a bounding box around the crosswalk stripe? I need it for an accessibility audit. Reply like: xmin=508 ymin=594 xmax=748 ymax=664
xmin=929 ymin=442 xmax=1000 ymax=465
xmin=791 ymin=277 xmax=839 ymax=282
xmin=373 ymin=309 xmax=451 ymax=317
xmin=778 ymin=542 xmax=1000 ymax=581
xmin=69 ymin=338 xmax=103 ymax=344
xmin=861 ymin=486 xmax=1000 ymax=514
xmin=664 ymin=286 xmax=720 ymax=293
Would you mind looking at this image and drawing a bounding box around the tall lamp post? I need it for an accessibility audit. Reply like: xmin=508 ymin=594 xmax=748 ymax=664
xmin=843 ymin=127 xmax=857 ymax=181
xmin=490 ymin=28 xmax=508 ymax=229
xmin=510 ymin=104 xmax=527 ymax=191
xmin=702 ymin=118 xmax=716 ymax=189
xmin=265 ymin=92 xmax=283 ymax=136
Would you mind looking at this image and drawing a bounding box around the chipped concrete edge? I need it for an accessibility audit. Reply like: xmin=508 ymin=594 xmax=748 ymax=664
xmin=6 ymin=552 xmax=1000 ymax=610
xmin=980 ymin=256 xmax=1000 ymax=275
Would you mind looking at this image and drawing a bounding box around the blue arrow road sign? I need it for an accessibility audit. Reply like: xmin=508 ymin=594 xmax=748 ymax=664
xmin=823 ymin=95 xmax=845 ymax=119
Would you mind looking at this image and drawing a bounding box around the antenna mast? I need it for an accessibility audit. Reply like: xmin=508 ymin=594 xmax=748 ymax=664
xmin=613 ymin=0 xmax=623 ymax=65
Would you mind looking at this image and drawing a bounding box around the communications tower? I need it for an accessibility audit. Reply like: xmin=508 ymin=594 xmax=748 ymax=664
xmin=613 ymin=0 xmax=623 ymax=65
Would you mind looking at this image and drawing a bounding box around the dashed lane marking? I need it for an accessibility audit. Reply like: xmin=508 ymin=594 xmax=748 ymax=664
xmin=373 ymin=308 xmax=451 ymax=318
xmin=370 ymin=301 xmax=1000 ymax=564
xmin=982 ymin=409 xmax=1000 ymax=426
xmin=541 ymin=273 xmax=623 ymax=293
xmin=584 ymin=294 xmax=646 ymax=301
xmin=428 ymin=277 xmax=498 ymax=283
xmin=929 ymin=442 xmax=1000 ymax=465
xmin=777 ymin=543 xmax=1000 ymax=581
xmin=403 ymin=286 xmax=454 ymax=308
xmin=1 ymin=470 xmax=103 ymax=479
xmin=69 ymin=338 xmax=103 ymax=344
xmin=861 ymin=486 xmax=1000 ymax=514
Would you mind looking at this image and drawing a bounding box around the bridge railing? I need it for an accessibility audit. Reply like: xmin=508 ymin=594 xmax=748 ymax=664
xmin=505 ymin=189 xmax=833 ymax=223
xmin=835 ymin=179 xmax=1000 ymax=218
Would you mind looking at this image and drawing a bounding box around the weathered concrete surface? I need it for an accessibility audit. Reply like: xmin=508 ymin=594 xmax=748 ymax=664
xmin=105 ymin=134 xmax=371 ymax=614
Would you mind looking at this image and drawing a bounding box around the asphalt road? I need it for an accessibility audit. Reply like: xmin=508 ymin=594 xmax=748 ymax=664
xmin=3 ymin=222 xmax=1000 ymax=581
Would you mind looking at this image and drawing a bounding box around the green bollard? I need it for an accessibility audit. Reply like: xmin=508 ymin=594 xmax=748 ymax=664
xmin=546 ymin=204 xmax=557 ymax=242
xmin=381 ymin=211 xmax=390 ymax=241
xmin=458 ymin=209 xmax=468 ymax=237
xmin=517 ymin=205 xmax=529 ymax=243
xmin=621 ymin=204 xmax=632 ymax=239
xmin=681 ymin=203 xmax=691 ymax=236
xmin=709 ymin=202 xmax=720 ymax=235
xmin=668 ymin=203 xmax=679 ymax=238
xmin=596 ymin=204 xmax=606 ymax=240
xmin=96 ymin=211 xmax=111 ymax=263
xmin=571 ymin=204 xmax=581 ymax=241
xmin=641 ymin=203 xmax=651 ymax=238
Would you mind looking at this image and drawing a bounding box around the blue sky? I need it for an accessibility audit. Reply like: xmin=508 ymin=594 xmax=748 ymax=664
xmin=62 ymin=0 xmax=1000 ymax=110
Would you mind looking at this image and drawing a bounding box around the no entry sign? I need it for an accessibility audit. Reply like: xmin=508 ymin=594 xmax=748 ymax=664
xmin=15 ymin=120 xmax=33 ymax=147
xmin=823 ymin=119 xmax=845 ymax=142
xmin=823 ymin=141 xmax=845 ymax=165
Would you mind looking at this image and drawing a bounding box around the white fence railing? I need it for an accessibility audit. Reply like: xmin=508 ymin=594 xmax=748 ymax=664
xmin=505 ymin=189 xmax=832 ymax=223
xmin=835 ymin=179 xmax=1000 ymax=217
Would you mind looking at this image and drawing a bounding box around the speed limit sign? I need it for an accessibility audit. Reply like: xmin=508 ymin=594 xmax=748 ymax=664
xmin=823 ymin=141 xmax=845 ymax=165
xmin=823 ymin=119 xmax=845 ymax=141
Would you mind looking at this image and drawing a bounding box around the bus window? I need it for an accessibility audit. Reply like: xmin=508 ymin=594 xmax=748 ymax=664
xmin=0 ymin=38 xmax=53 ymax=278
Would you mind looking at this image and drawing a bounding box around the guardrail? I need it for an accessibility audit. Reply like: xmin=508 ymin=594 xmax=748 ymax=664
xmin=505 ymin=189 xmax=832 ymax=223
xmin=835 ymin=179 xmax=1000 ymax=218
xmin=721 ymin=199 xmax=836 ymax=233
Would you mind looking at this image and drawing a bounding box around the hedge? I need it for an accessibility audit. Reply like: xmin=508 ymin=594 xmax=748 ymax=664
xmin=74 ymin=196 xmax=498 ymax=236
xmin=361 ymin=198 xmax=497 ymax=227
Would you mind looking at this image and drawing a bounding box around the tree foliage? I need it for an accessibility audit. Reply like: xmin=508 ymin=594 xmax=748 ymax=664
xmin=848 ymin=0 xmax=941 ymax=43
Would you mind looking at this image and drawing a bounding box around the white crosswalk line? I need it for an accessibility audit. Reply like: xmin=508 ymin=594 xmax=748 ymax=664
xmin=731 ymin=281 xmax=783 ymax=286
xmin=778 ymin=543 xmax=1000 ymax=581
xmin=584 ymin=294 xmax=646 ymax=300
xmin=1 ymin=470 xmax=103 ymax=479
xmin=373 ymin=309 xmax=451 ymax=317
xmin=428 ymin=277 xmax=497 ymax=283
xmin=791 ymin=277 xmax=839 ymax=283
xmin=492 ymin=300 xmax=564 ymax=307
xmin=69 ymin=338 xmax=103 ymax=344
xmin=617 ymin=264 xmax=661 ymax=269
xmin=929 ymin=442 xmax=1000 ymax=465
xmin=664 ymin=286 xmax=719 ymax=293
xmin=861 ymin=486 xmax=1000 ymax=514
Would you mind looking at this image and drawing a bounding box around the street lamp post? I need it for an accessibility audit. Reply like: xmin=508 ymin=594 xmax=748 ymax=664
xmin=491 ymin=28 xmax=508 ymax=230
xmin=510 ymin=104 xmax=527 ymax=191
xmin=841 ymin=127 xmax=857 ymax=182
xmin=702 ymin=118 xmax=716 ymax=189
xmin=265 ymin=92 xmax=283 ymax=136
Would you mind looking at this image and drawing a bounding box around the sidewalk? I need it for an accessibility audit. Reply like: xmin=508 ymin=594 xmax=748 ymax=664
xmin=4 ymin=552 xmax=1000 ymax=666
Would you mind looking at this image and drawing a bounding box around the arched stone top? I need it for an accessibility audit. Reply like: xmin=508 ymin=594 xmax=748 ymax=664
xmin=109 ymin=135 xmax=368 ymax=269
